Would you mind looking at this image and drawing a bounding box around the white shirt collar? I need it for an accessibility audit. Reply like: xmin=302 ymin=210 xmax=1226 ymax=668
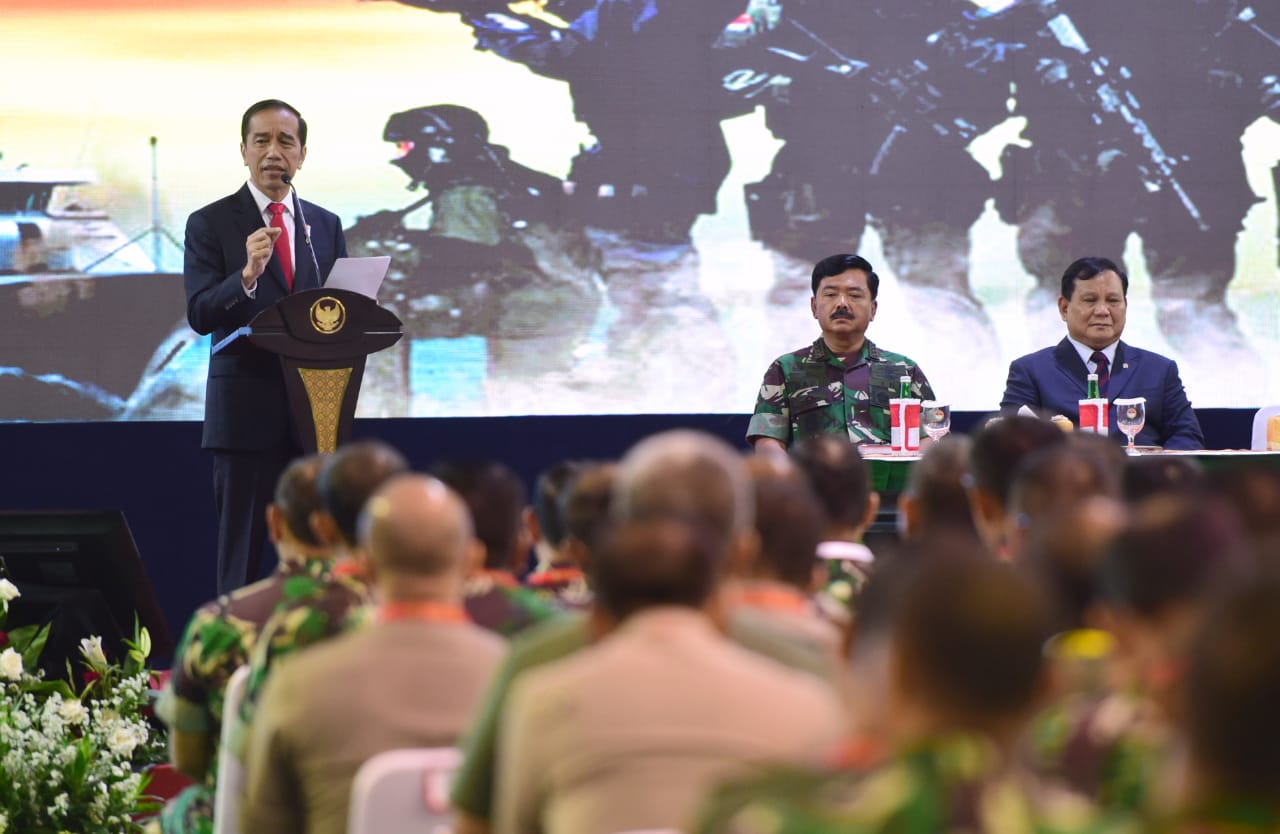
xmin=246 ymin=180 xmax=293 ymax=222
xmin=1066 ymin=335 xmax=1117 ymax=372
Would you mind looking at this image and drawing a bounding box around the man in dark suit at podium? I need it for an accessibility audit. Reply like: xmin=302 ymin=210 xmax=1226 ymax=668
xmin=184 ymin=99 xmax=348 ymax=593
xmin=1000 ymin=256 xmax=1203 ymax=451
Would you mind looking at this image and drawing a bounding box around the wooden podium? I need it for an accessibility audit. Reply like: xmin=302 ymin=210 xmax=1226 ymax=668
xmin=211 ymin=288 xmax=402 ymax=453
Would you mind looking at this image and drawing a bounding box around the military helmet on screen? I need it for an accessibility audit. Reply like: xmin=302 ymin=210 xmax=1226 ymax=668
xmin=384 ymin=105 xmax=492 ymax=182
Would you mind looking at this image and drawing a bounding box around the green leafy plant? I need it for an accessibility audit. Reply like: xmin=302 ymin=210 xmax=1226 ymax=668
xmin=0 ymin=579 xmax=165 ymax=834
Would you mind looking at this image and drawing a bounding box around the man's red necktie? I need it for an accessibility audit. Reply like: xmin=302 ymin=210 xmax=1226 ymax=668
xmin=268 ymin=202 xmax=293 ymax=290
xmin=1090 ymin=350 xmax=1110 ymax=395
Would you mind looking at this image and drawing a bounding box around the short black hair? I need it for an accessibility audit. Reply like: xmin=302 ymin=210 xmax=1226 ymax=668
xmin=318 ymin=441 xmax=409 ymax=545
xmin=532 ymin=460 xmax=585 ymax=548
xmin=896 ymin=555 xmax=1054 ymax=719
xmin=902 ymin=435 xmax=976 ymax=537
xmin=241 ymin=99 xmax=307 ymax=146
xmin=561 ymin=462 xmax=618 ymax=554
xmin=1099 ymin=495 xmax=1249 ymax=617
xmin=811 ymin=253 xmax=879 ymax=298
xmin=274 ymin=454 xmax=325 ymax=547
xmin=790 ymin=435 xmax=872 ymax=530
xmin=1060 ymin=256 xmax=1128 ymax=301
xmin=431 ymin=459 xmax=528 ymax=570
xmin=751 ymin=466 xmax=825 ymax=590
xmin=968 ymin=416 xmax=1067 ymax=509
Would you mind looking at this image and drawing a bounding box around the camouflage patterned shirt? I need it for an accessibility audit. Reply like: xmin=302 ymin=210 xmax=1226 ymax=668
xmin=695 ymin=733 xmax=1126 ymax=834
xmin=464 ymin=569 xmax=563 ymax=638
xmin=227 ymin=565 xmax=373 ymax=760
xmin=155 ymin=554 xmax=335 ymax=834
xmin=747 ymin=337 xmax=933 ymax=447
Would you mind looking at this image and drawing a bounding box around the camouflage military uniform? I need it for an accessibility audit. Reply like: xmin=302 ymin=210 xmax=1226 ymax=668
xmin=1152 ymin=799 xmax=1280 ymax=834
xmin=695 ymin=732 xmax=1125 ymax=834
xmin=747 ymin=337 xmax=934 ymax=447
xmin=226 ymin=565 xmax=373 ymax=760
xmin=1025 ymin=628 xmax=1180 ymax=817
xmin=464 ymin=569 xmax=563 ymax=638
xmin=155 ymin=554 xmax=335 ymax=834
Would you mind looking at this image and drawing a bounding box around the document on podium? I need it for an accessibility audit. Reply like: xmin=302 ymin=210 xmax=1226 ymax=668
xmin=324 ymin=256 xmax=391 ymax=299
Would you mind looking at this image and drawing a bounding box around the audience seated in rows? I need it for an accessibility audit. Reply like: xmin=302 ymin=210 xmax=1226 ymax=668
xmin=150 ymin=417 xmax=1280 ymax=834
xmin=240 ymin=473 xmax=506 ymax=834
xmin=156 ymin=454 xmax=328 ymax=834
xmin=227 ymin=440 xmax=407 ymax=759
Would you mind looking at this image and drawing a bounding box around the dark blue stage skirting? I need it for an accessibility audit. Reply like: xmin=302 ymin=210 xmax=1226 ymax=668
xmin=0 ymin=409 xmax=1254 ymax=666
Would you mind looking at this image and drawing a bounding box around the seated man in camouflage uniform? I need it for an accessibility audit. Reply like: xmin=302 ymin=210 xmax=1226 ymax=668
xmin=748 ymin=254 xmax=933 ymax=452
xmin=695 ymin=550 xmax=1106 ymax=834
xmin=156 ymin=454 xmax=330 ymax=834
xmin=226 ymin=440 xmax=408 ymax=760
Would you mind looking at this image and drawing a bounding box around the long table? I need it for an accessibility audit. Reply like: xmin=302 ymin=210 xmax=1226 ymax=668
xmin=861 ymin=447 xmax=1280 ymax=533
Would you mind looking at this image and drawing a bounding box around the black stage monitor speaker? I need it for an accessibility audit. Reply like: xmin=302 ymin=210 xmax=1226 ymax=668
xmin=0 ymin=510 xmax=174 ymax=678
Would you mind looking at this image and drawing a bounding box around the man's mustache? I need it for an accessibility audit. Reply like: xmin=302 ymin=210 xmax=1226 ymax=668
xmin=831 ymin=311 xmax=854 ymax=320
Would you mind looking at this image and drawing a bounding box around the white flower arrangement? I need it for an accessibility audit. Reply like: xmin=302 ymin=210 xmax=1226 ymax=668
xmin=0 ymin=579 xmax=164 ymax=833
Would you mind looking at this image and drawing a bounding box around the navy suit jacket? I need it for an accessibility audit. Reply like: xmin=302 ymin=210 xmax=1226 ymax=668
xmin=1000 ymin=338 xmax=1204 ymax=450
xmin=184 ymin=184 xmax=347 ymax=450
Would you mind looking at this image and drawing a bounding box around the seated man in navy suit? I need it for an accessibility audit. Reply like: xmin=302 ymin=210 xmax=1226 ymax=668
xmin=1001 ymin=256 xmax=1204 ymax=450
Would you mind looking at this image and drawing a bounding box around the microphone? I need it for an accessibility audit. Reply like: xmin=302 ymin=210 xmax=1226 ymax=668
xmin=280 ymin=173 xmax=323 ymax=286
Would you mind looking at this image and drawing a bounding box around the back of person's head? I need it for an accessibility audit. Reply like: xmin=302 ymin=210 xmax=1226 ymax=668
xmin=1201 ymin=465 xmax=1280 ymax=544
xmin=1060 ymin=256 xmax=1128 ymax=300
xmin=1121 ymin=455 xmax=1203 ymax=504
xmin=359 ymin=474 xmax=474 ymax=582
xmin=532 ymin=459 xmax=585 ymax=549
xmin=789 ymin=435 xmax=873 ymax=534
xmin=853 ymin=530 xmax=991 ymax=647
xmin=746 ymin=456 xmax=825 ymax=590
xmin=613 ymin=430 xmax=753 ymax=541
xmin=430 ymin=459 xmax=528 ymax=571
xmin=1009 ymin=442 xmax=1121 ymax=532
xmin=1186 ymin=576 xmax=1280 ymax=799
xmin=899 ymin=435 xmax=975 ymax=539
xmin=560 ymin=462 xmax=619 ymax=566
xmin=892 ymin=553 xmax=1054 ymax=727
xmin=1099 ymin=494 xmax=1249 ymax=619
xmin=969 ymin=416 xmax=1069 ymax=508
xmin=1023 ymin=495 xmax=1127 ymax=632
xmin=318 ymin=441 xmax=409 ymax=545
xmin=273 ymin=454 xmax=326 ymax=547
xmin=591 ymin=518 xmax=725 ymax=622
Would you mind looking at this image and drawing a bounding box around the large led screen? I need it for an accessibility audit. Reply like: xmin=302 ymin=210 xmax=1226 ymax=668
xmin=2 ymin=0 xmax=1277 ymax=420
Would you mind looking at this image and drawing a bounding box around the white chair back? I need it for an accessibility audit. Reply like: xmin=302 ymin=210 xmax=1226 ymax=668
xmin=1251 ymin=405 xmax=1280 ymax=450
xmin=212 ymin=665 xmax=251 ymax=834
xmin=347 ymin=747 xmax=463 ymax=834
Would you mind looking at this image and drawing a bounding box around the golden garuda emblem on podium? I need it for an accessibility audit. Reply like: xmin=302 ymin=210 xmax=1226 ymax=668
xmin=309 ymin=296 xmax=346 ymax=334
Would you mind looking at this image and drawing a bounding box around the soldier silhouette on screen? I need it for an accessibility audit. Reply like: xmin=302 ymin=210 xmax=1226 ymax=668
xmin=345 ymin=104 xmax=603 ymax=415
xmin=719 ymin=0 xmax=1016 ymax=378
xmin=994 ymin=0 xmax=1271 ymax=373
xmin=393 ymin=0 xmax=745 ymax=258
xmin=389 ymin=0 xmax=746 ymax=409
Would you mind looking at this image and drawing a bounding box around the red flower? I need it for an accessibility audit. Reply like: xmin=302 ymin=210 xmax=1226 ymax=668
xmin=0 ymin=631 xmax=8 ymax=649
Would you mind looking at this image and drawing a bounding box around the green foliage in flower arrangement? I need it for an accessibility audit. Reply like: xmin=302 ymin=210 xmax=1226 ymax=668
xmin=0 ymin=578 xmax=166 ymax=834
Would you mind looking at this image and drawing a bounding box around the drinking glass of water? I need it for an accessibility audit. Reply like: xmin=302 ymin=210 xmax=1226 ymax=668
xmin=1113 ymin=397 xmax=1147 ymax=453
xmin=921 ymin=401 xmax=951 ymax=443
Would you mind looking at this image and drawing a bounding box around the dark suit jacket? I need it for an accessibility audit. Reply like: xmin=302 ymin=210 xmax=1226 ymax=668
xmin=1000 ymin=338 xmax=1204 ymax=450
xmin=184 ymin=185 xmax=347 ymax=450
